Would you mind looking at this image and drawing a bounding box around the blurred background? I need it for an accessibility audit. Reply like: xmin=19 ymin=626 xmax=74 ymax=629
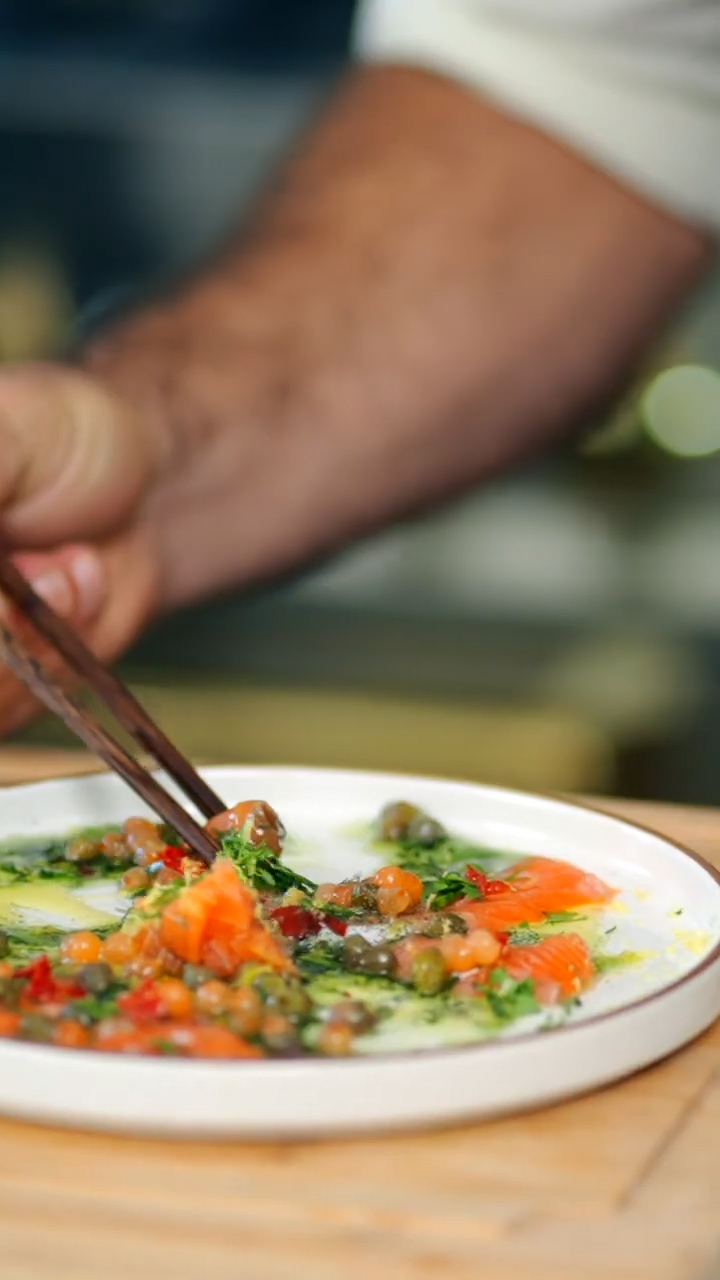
xmin=3 ymin=0 xmax=720 ymax=804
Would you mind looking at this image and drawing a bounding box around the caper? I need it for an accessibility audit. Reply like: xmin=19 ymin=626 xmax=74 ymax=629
xmin=379 ymin=802 xmax=419 ymax=843
xmin=261 ymin=1014 xmax=299 ymax=1053
xmin=65 ymin=837 xmax=101 ymax=864
xmin=182 ymin=963 xmax=216 ymax=990
xmin=422 ymin=913 xmax=468 ymax=938
xmin=343 ymin=932 xmax=371 ymax=956
xmin=328 ymin=1000 xmax=376 ymax=1034
xmin=360 ymin=944 xmax=397 ymax=978
xmin=444 ymin=913 xmax=468 ymax=934
xmin=350 ymin=881 xmax=379 ymax=912
xmin=0 ymin=930 xmax=9 ymax=959
xmin=411 ymin=947 xmax=448 ymax=996
xmin=19 ymin=1013 xmax=54 ymax=1042
xmin=253 ymin=972 xmax=291 ymax=1001
xmin=77 ymin=962 xmax=113 ymax=995
xmin=419 ymin=916 xmax=445 ymax=939
xmin=0 ymin=977 xmax=22 ymax=1007
xmin=261 ymin=980 xmax=311 ymax=1021
xmin=405 ymin=814 xmax=446 ymax=848
xmin=342 ymin=934 xmax=372 ymax=969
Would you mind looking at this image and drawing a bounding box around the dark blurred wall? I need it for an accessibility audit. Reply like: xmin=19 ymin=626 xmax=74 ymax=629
xmin=0 ymin=0 xmax=356 ymax=318
xmin=0 ymin=1 xmax=357 ymax=69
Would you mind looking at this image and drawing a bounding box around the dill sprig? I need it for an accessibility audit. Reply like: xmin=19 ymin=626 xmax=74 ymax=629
xmin=219 ymin=831 xmax=317 ymax=896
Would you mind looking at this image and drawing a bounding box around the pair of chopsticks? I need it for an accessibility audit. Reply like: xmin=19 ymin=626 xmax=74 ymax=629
xmin=0 ymin=555 xmax=222 ymax=866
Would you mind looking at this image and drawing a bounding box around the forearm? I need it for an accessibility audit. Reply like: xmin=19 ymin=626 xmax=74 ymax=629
xmin=84 ymin=66 xmax=712 ymax=611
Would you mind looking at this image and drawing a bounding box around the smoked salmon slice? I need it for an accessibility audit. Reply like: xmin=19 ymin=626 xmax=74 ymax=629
xmin=457 ymin=856 xmax=614 ymax=932
xmin=503 ymin=932 xmax=596 ymax=1000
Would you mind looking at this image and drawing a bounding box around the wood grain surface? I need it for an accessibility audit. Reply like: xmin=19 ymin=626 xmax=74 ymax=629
xmin=0 ymin=748 xmax=717 ymax=1280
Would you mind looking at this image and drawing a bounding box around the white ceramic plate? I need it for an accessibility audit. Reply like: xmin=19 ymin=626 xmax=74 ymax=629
xmin=0 ymin=765 xmax=718 ymax=1138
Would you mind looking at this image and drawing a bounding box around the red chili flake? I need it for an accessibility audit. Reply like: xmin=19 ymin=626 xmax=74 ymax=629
xmin=270 ymin=906 xmax=322 ymax=941
xmin=322 ymin=915 xmax=348 ymax=937
xmin=496 ymin=932 xmax=510 ymax=949
xmin=118 ymin=978 xmax=165 ymax=1023
xmin=159 ymin=846 xmax=186 ymax=873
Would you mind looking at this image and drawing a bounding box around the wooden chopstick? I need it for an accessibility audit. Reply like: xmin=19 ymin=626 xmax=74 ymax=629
xmin=0 ymin=619 xmax=219 ymax=866
xmin=0 ymin=555 xmax=225 ymax=820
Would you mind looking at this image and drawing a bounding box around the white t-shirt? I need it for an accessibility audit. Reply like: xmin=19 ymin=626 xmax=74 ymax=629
xmin=354 ymin=0 xmax=720 ymax=233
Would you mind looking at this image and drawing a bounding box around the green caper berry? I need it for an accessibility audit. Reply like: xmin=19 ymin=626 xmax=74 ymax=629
xmin=77 ymin=962 xmax=113 ymax=995
xmin=350 ymin=881 xmax=379 ymax=912
xmin=423 ymin=913 xmax=468 ymax=938
xmin=182 ymin=963 xmax=216 ymax=990
xmin=19 ymin=1013 xmax=54 ymax=1042
xmin=253 ymin=973 xmax=291 ymax=1001
xmin=360 ymin=944 xmax=397 ymax=978
xmin=0 ymin=977 xmax=22 ymax=1007
xmin=444 ymin=913 xmax=468 ymax=934
xmin=280 ymin=985 xmax=313 ymax=1021
xmin=411 ymin=947 xmax=448 ymax=996
xmin=419 ymin=917 xmax=446 ymax=939
xmin=261 ymin=981 xmax=311 ymax=1021
xmin=405 ymin=814 xmax=446 ymax=847
xmin=379 ymin=801 xmax=420 ymax=842
xmin=342 ymin=934 xmax=372 ymax=969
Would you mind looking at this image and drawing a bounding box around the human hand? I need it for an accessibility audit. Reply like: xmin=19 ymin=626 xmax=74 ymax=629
xmin=0 ymin=361 xmax=165 ymax=735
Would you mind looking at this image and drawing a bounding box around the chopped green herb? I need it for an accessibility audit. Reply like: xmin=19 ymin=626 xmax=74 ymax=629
xmin=484 ymin=969 xmax=540 ymax=1022
xmin=220 ymin=833 xmax=317 ymax=896
xmin=507 ymin=926 xmax=542 ymax=947
xmin=388 ymin=835 xmax=514 ymax=883
xmin=153 ymin=1039 xmax=182 ymax=1056
xmin=426 ymin=871 xmax=482 ymax=910
xmin=69 ymin=992 xmax=121 ymax=1023
xmin=296 ymin=940 xmax=345 ymax=977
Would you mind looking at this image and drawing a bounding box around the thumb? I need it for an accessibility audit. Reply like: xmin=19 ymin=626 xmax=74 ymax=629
xmin=0 ymin=362 xmax=162 ymax=548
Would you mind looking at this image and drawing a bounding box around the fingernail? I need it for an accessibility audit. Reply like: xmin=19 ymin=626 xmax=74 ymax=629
xmin=66 ymin=548 xmax=108 ymax=622
xmin=31 ymin=568 xmax=74 ymax=617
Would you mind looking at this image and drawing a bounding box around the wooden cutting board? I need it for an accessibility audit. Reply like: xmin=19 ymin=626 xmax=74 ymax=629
xmin=0 ymin=747 xmax=717 ymax=1280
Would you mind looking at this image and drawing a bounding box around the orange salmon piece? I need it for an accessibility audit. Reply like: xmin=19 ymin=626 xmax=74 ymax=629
xmin=503 ymin=932 xmax=596 ymax=999
xmin=160 ymin=858 xmax=292 ymax=975
xmin=457 ymin=856 xmax=614 ymax=932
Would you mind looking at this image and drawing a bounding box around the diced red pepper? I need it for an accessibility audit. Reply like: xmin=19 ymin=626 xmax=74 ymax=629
xmin=270 ymin=906 xmax=322 ymax=941
xmin=15 ymin=955 xmax=84 ymax=1003
xmin=465 ymin=865 xmax=512 ymax=897
xmin=159 ymin=845 xmax=186 ymax=873
xmin=322 ymin=915 xmax=348 ymax=937
xmin=118 ymin=978 xmax=165 ymax=1023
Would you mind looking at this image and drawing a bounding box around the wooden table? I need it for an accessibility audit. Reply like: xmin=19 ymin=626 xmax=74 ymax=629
xmin=0 ymin=749 xmax=718 ymax=1280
